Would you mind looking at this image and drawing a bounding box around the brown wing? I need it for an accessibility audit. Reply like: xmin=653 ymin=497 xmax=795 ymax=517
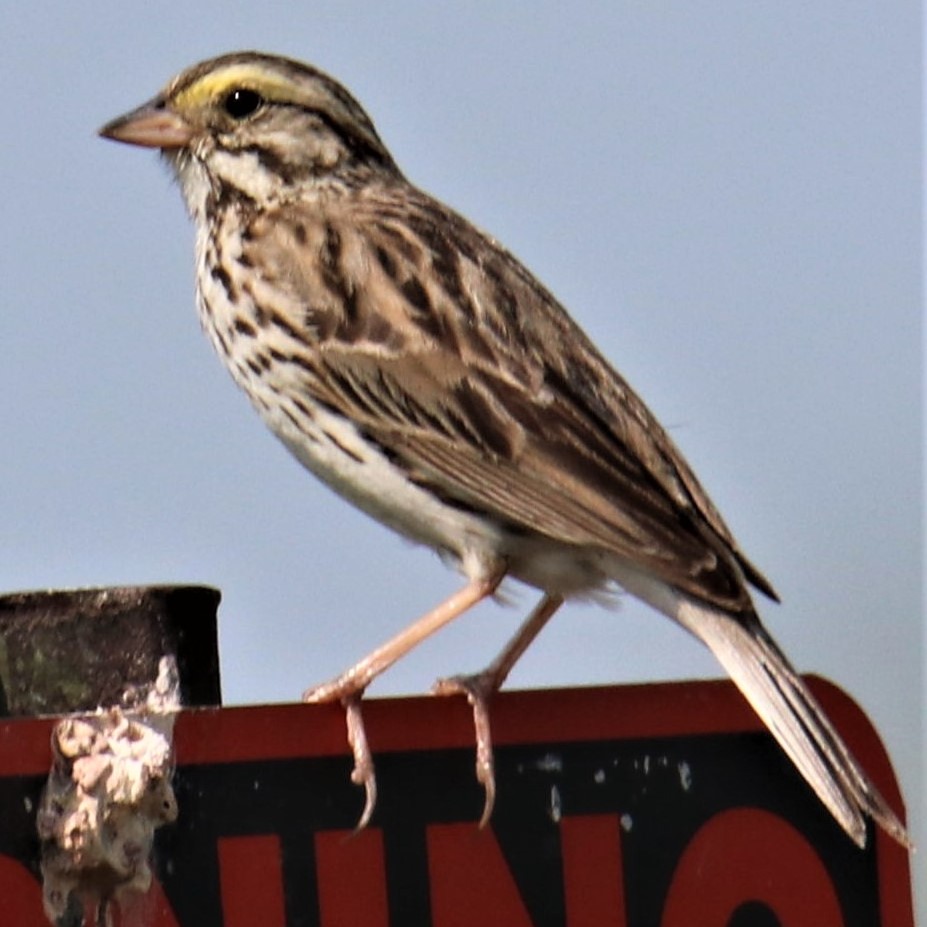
xmin=245 ymin=186 xmax=778 ymax=614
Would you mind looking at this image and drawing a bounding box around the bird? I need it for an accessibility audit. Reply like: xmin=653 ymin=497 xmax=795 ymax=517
xmin=99 ymin=51 xmax=909 ymax=847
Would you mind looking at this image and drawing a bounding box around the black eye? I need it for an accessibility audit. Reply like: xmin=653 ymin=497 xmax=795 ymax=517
xmin=223 ymin=88 xmax=263 ymax=119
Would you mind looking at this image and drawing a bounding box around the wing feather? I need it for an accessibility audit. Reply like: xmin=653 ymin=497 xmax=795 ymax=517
xmin=247 ymin=190 xmax=777 ymax=611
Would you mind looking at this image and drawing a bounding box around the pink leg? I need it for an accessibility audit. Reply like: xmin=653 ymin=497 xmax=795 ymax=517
xmin=433 ymin=592 xmax=564 ymax=825
xmin=303 ymin=573 xmax=505 ymax=827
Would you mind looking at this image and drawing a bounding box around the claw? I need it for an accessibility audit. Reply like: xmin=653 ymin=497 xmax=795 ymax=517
xmin=431 ymin=594 xmax=564 ymax=826
xmin=343 ymin=693 xmax=377 ymax=830
xmin=433 ymin=673 xmax=497 ymax=827
xmin=303 ymin=683 xmax=378 ymax=830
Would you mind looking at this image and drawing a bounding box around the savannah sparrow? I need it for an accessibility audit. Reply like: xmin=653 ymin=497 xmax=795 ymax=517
xmin=100 ymin=51 xmax=908 ymax=846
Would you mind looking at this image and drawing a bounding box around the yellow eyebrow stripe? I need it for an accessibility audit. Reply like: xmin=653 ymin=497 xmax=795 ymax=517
xmin=173 ymin=65 xmax=296 ymax=109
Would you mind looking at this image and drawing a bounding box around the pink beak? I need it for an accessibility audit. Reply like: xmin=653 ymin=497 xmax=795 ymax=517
xmin=99 ymin=98 xmax=193 ymax=150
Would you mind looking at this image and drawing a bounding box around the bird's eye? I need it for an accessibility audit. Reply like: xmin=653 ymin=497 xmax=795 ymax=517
xmin=223 ymin=88 xmax=264 ymax=120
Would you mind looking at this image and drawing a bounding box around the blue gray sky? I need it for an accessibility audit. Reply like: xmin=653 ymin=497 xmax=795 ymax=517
xmin=0 ymin=2 xmax=921 ymax=910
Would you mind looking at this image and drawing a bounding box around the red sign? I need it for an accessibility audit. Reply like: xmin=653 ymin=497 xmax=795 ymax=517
xmin=0 ymin=679 xmax=913 ymax=925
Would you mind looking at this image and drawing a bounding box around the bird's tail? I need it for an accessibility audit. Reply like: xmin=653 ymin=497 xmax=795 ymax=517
xmin=674 ymin=598 xmax=911 ymax=848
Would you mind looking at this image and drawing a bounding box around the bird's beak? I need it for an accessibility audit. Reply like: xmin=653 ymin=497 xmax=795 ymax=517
xmin=99 ymin=97 xmax=193 ymax=150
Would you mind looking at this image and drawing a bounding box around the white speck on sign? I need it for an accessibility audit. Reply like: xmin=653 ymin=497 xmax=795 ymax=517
xmin=536 ymin=753 xmax=563 ymax=773
xmin=678 ymin=761 xmax=693 ymax=792
xmin=549 ymin=785 xmax=562 ymax=823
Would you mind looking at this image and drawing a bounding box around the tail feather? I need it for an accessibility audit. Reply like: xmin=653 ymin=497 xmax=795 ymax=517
xmin=674 ymin=599 xmax=911 ymax=849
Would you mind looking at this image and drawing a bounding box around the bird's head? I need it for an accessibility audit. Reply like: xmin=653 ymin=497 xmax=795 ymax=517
xmin=99 ymin=51 xmax=398 ymax=213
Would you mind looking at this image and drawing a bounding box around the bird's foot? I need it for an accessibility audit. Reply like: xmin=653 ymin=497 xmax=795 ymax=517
xmin=432 ymin=671 xmax=499 ymax=827
xmin=303 ymin=670 xmax=359 ymax=704
xmin=303 ymin=682 xmax=377 ymax=830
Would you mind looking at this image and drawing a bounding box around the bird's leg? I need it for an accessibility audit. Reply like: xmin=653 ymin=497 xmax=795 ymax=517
xmin=303 ymin=573 xmax=505 ymax=827
xmin=432 ymin=592 xmax=564 ymax=826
